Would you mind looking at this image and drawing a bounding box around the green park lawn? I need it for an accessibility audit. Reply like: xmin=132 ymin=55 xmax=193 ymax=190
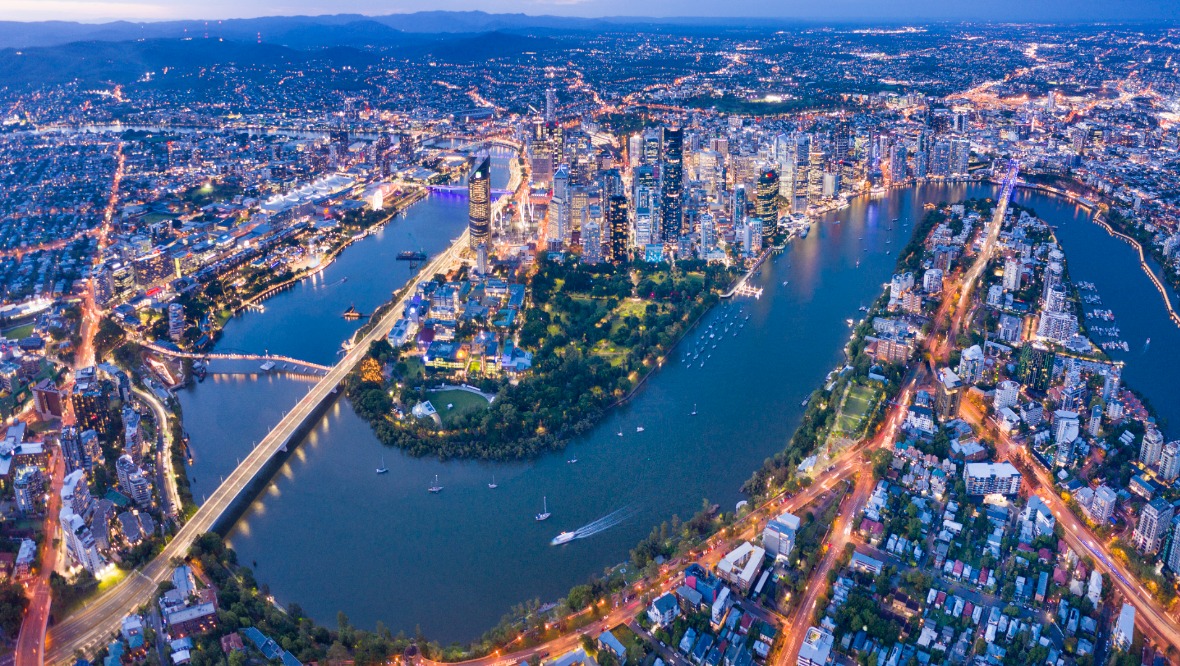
xmin=834 ymin=383 xmax=879 ymax=436
xmin=429 ymin=388 xmax=491 ymax=427
xmin=1 ymin=323 xmax=34 ymax=340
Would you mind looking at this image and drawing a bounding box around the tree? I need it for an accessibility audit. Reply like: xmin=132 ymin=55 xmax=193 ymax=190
xmin=0 ymin=583 xmax=27 ymax=637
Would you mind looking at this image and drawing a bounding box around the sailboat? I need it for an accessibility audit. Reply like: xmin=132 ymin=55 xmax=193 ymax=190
xmin=488 ymin=475 xmax=498 ymax=489
xmin=536 ymin=497 xmax=551 ymax=521
xmin=428 ymin=474 xmax=443 ymax=493
xmin=691 ymin=404 xmax=698 ymax=416
xmin=376 ymin=457 xmax=388 ymax=475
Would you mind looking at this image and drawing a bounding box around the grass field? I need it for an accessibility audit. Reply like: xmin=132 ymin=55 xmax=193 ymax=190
xmin=834 ymin=383 xmax=879 ymax=435
xmin=429 ymin=389 xmax=491 ymax=427
xmin=1 ymin=323 xmax=34 ymax=340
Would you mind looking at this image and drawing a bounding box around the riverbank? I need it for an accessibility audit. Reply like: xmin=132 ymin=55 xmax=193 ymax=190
xmin=348 ymin=257 xmax=741 ymax=460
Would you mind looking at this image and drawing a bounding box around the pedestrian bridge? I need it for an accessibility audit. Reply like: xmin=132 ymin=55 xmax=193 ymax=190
xmin=142 ymin=342 xmax=331 ymax=374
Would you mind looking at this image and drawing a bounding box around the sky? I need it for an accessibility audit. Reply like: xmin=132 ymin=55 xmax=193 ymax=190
xmin=0 ymin=0 xmax=1175 ymax=22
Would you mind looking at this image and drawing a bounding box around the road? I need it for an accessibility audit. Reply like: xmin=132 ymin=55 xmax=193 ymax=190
xmin=951 ymin=161 xmax=1018 ymax=341
xmin=132 ymin=387 xmax=180 ymax=520
xmin=44 ymin=231 xmax=472 ymax=665
xmin=961 ymin=399 xmax=1180 ymax=654
xmin=16 ymin=450 xmax=65 ymax=666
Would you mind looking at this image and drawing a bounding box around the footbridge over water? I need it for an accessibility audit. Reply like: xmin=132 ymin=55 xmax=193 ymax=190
xmin=45 ymin=230 xmax=472 ymax=665
xmin=142 ymin=342 xmax=331 ymax=375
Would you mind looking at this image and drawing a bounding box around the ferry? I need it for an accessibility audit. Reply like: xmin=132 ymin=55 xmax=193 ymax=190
xmin=551 ymin=531 xmax=576 ymax=546
xmin=397 ymin=251 xmax=428 ymax=261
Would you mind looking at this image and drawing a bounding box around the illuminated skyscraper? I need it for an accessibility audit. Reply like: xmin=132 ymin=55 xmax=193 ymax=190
xmin=755 ymin=169 xmax=779 ymax=222
xmin=659 ymin=127 xmax=684 ymax=242
xmin=468 ymin=156 xmax=491 ymax=250
xmin=607 ymin=195 xmax=630 ymax=264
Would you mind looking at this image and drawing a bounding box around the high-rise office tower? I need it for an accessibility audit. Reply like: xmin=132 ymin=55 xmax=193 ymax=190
xmin=732 ymin=185 xmax=748 ymax=224
xmin=468 ymin=156 xmax=491 ymax=250
xmin=550 ymin=164 xmax=571 ymax=247
xmin=607 ymin=195 xmax=630 ymax=264
xmin=659 ymin=127 xmax=684 ymax=242
xmin=582 ymin=221 xmax=603 ymax=264
xmin=889 ymin=144 xmax=908 ymax=184
xmin=951 ymin=139 xmax=970 ymax=176
xmin=755 ymin=169 xmax=779 ymax=222
xmin=807 ymin=147 xmax=825 ymax=205
xmin=544 ymin=87 xmax=557 ymax=123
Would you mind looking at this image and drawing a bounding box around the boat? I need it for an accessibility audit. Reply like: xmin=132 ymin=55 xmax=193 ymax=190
xmin=691 ymin=404 xmax=697 ymax=416
xmin=567 ymin=457 xmax=578 ymax=464
xmin=551 ymin=531 xmax=576 ymax=546
xmin=636 ymin=426 xmax=645 ymax=433
xmin=343 ymin=304 xmax=363 ymax=320
xmin=617 ymin=430 xmax=624 ymax=437
xmin=260 ymin=361 xmax=276 ymax=372
xmin=801 ymin=397 xmax=810 ymax=407
xmin=397 ymin=251 xmax=428 ymax=261
xmin=376 ymin=457 xmax=388 ymax=475
xmin=428 ymin=474 xmax=443 ymax=493
xmin=488 ymin=475 xmax=498 ymax=489
xmin=536 ymin=497 xmax=551 ymax=521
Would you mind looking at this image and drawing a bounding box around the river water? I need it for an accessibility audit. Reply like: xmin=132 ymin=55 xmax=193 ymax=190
xmin=175 ymin=181 xmax=1180 ymax=642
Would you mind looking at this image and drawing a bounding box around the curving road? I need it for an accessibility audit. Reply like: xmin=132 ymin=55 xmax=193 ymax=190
xmin=44 ymin=231 xmax=471 ymax=665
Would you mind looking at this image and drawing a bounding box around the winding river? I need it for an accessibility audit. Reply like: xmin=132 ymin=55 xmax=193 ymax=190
xmin=175 ymin=181 xmax=1180 ymax=642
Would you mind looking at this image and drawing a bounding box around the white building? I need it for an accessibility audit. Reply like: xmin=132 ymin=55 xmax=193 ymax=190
xmin=964 ymin=462 xmax=1021 ymax=496
xmin=994 ymin=380 xmax=1020 ymax=411
xmin=1112 ymin=604 xmax=1134 ymax=651
xmin=60 ymin=506 xmax=104 ymax=573
xmin=763 ymin=511 xmax=801 ymax=561
xmin=798 ymin=627 xmax=834 ymax=666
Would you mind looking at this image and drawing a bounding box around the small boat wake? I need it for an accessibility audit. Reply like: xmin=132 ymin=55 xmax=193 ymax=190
xmin=551 ymin=505 xmax=640 ymax=545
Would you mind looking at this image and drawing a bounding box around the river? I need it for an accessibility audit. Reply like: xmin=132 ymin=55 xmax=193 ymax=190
xmin=174 ymin=181 xmax=1180 ymax=642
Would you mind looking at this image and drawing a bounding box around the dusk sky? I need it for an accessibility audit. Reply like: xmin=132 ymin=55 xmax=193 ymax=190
xmin=0 ymin=0 xmax=1176 ymax=22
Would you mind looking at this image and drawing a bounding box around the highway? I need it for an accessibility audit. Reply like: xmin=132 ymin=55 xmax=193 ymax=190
xmin=132 ymin=387 xmax=180 ymax=519
xmin=44 ymin=230 xmax=472 ymax=665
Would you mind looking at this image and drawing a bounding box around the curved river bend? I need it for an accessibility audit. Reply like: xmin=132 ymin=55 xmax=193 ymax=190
xmin=176 ymin=182 xmax=1180 ymax=642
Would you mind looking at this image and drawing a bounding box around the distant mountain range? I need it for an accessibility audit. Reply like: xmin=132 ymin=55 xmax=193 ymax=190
xmin=0 ymin=11 xmax=805 ymax=50
xmin=0 ymin=25 xmax=568 ymax=87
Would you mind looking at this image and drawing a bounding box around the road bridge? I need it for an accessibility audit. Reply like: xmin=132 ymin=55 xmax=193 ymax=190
xmin=45 ymin=230 xmax=471 ymax=665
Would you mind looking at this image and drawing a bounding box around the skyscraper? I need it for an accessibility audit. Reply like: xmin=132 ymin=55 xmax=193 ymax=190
xmin=755 ymin=169 xmax=779 ymax=223
xmin=607 ymin=195 xmax=630 ymax=264
xmin=468 ymin=156 xmax=491 ymax=250
xmin=659 ymin=127 xmax=684 ymax=242
xmin=544 ymin=87 xmax=557 ymax=123
xmin=550 ymin=164 xmax=571 ymax=247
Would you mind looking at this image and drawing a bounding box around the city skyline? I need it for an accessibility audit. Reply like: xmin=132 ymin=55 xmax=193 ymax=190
xmin=1 ymin=0 xmax=1177 ymax=22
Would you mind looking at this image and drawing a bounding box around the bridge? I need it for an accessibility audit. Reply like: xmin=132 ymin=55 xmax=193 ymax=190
xmin=44 ymin=229 xmax=472 ymax=665
xmin=427 ymin=184 xmax=513 ymax=197
xmin=141 ymin=342 xmax=331 ymax=375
